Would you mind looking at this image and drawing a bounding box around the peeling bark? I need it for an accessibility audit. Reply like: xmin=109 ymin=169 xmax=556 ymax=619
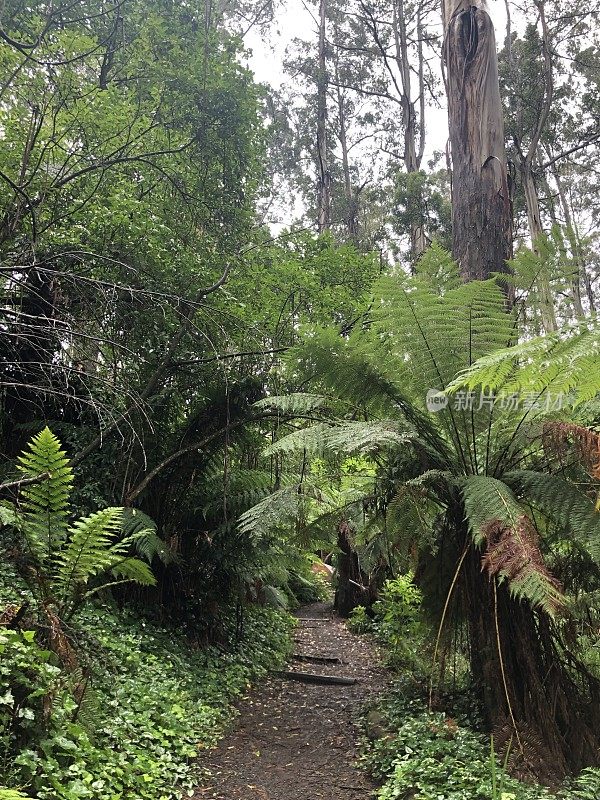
xmin=444 ymin=0 xmax=513 ymax=281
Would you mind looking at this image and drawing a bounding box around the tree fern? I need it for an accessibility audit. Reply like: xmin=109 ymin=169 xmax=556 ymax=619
xmin=249 ymin=259 xmax=600 ymax=768
xmin=462 ymin=475 xmax=564 ymax=615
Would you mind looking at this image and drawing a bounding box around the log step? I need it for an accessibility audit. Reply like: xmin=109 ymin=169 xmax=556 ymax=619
xmin=291 ymin=653 xmax=341 ymax=665
xmin=275 ymin=670 xmax=357 ymax=686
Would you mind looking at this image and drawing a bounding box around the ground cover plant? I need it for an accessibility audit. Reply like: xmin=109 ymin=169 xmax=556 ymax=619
xmin=0 ymin=593 xmax=293 ymax=800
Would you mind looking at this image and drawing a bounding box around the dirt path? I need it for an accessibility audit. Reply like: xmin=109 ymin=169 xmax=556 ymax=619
xmin=193 ymin=602 xmax=388 ymax=800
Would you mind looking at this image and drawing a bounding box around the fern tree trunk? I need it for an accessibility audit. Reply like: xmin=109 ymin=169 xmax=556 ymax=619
xmin=461 ymin=541 xmax=600 ymax=781
xmin=334 ymin=520 xmax=372 ymax=616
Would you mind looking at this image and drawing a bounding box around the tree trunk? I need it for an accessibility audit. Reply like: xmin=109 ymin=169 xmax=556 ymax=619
xmin=521 ymin=160 xmax=557 ymax=331
xmin=552 ymin=166 xmax=589 ymax=317
xmin=334 ymin=520 xmax=371 ymax=616
xmin=462 ymin=543 xmax=600 ymax=782
xmin=444 ymin=0 xmax=512 ymax=281
xmin=333 ymin=51 xmax=359 ymax=240
xmin=316 ymin=0 xmax=331 ymax=233
xmin=444 ymin=1 xmax=600 ymax=778
xmin=393 ymin=0 xmax=427 ymax=262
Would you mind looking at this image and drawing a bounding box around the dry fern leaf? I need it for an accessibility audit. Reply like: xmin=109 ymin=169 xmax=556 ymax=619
xmin=481 ymin=515 xmax=564 ymax=616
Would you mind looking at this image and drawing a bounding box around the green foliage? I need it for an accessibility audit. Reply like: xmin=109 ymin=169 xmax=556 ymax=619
xmin=0 ymin=605 xmax=293 ymax=800
xmin=447 ymin=316 xmax=600 ymax=407
xmin=347 ymin=605 xmax=374 ymax=634
xmin=10 ymin=428 xmax=155 ymax=622
xmin=507 ymin=228 xmax=587 ymax=330
xmin=559 ymin=768 xmax=600 ymax=799
xmin=371 ymin=576 xmax=427 ymax=671
xmin=0 ymin=627 xmax=66 ymax=792
xmin=390 ymin=171 xmax=452 ymax=255
xmin=255 ymin=261 xmax=585 ymax=618
xmin=361 ymin=695 xmax=552 ymax=800
xmin=361 ymin=688 xmax=600 ymax=800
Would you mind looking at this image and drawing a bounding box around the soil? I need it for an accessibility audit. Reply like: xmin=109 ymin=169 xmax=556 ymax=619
xmin=193 ymin=602 xmax=389 ymax=800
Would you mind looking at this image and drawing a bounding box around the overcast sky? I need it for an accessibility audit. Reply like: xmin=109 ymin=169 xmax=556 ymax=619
xmin=245 ymin=0 xmax=509 ymax=138
xmin=243 ymin=0 xmax=509 ymax=227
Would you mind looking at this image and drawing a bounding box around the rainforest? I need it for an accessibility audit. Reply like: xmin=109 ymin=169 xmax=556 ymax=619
xmin=1 ymin=0 xmax=600 ymax=798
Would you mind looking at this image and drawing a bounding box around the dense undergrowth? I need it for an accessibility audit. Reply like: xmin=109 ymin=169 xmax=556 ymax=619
xmin=351 ymin=577 xmax=600 ymax=800
xmin=0 ymin=564 xmax=294 ymax=800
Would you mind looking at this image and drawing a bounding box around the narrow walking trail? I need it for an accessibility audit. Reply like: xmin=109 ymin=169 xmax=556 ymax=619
xmin=193 ymin=602 xmax=388 ymax=800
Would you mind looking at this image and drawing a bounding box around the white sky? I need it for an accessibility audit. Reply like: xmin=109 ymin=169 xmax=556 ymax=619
xmin=243 ymin=0 xmax=509 ymax=226
xmin=245 ymin=0 xmax=509 ymax=140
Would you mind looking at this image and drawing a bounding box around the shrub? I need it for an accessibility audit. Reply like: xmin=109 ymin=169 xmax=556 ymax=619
xmin=362 ymin=705 xmax=553 ymax=800
xmin=0 ymin=605 xmax=293 ymax=799
xmin=347 ymin=605 xmax=373 ymax=635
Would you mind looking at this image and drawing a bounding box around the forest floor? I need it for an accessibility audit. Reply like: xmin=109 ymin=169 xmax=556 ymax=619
xmin=193 ymin=601 xmax=389 ymax=800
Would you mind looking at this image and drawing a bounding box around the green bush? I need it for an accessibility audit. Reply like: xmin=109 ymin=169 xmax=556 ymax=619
xmin=368 ymin=575 xmax=431 ymax=676
xmin=1 ymin=605 xmax=293 ymax=799
xmin=362 ymin=704 xmax=552 ymax=800
xmin=347 ymin=605 xmax=373 ymax=635
xmin=0 ymin=628 xmax=69 ymax=791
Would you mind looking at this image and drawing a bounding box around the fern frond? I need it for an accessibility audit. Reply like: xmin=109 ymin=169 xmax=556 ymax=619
xmin=542 ymin=422 xmax=600 ymax=477
xmin=463 ymin=475 xmax=564 ymax=615
xmin=237 ymin=487 xmax=303 ymax=539
xmin=55 ymin=508 xmax=124 ymax=597
xmin=253 ymin=393 xmax=328 ymax=414
xmin=289 ymin=327 xmax=403 ymax=413
xmin=237 ymin=482 xmax=337 ymax=540
xmin=386 ymin=485 xmax=434 ymax=563
xmin=120 ymin=509 xmax=177 ymax=565
xmin=463 ymin=476 xmax=522 ymax=547
xmin=415 ymin=241 xmax=462 ymax=292
xmin=264 ymin=421 xmax=411 ymax=458
xmin=506 ymin=469 xmax=600 ymax=547
xmin=17 ymin=427 xmax=73 ymax=563
xmin=107 ymin=557 xmax=156 ymax=585
xmin=370 ymin=274 xmax=514 ymax=399
xmin=447 ymin=318 xmax=600 ymax=406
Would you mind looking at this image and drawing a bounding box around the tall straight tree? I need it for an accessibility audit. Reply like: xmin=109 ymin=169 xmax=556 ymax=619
xmin=317 ymin=0 xmax=332 ymax=231
xmin=444 ymin=0 xmax=512 ymax=281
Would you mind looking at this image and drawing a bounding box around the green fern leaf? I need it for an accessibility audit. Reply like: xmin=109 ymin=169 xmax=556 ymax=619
xmin=264 ymin=421 xmax=412 ymax=458
xmin=253 ymin=393 xmax=328 ymax=414
xmin=16 ymin=427 xmax=73 ymax=564
xmin=107 ymin=557 xmax=156 ymax=585
xmin=120 ymin=509 xmax=177 ymax=565
xmin=55 ymin=507 xmax=124 ymax=597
